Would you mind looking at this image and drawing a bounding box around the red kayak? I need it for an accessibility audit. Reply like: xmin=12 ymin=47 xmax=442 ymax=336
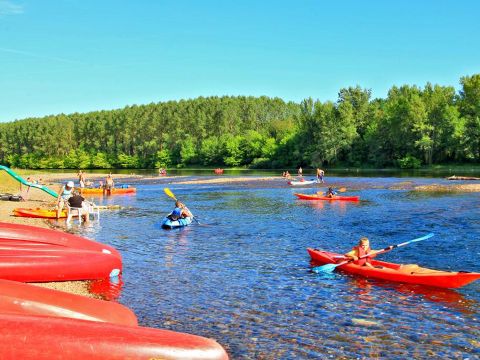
xmin=0 ymin=313 xmax=229 ymax=360
xmin=0 ymin=278 xmax=137 ymax=325
xmin=295 ymin=193 xmax=360 ymax=201
xmin=307 ymin=248 xmax=480 ymax=288
xmin=0 ymin=222 xmax=121 ymax=258
xmin=0 ymin=222 xmax=122 ymax=282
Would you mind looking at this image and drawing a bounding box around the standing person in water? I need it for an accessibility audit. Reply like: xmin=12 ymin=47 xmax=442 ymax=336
xmin=316 ymin=168 xmax=325 ymax=183
xmin=298 ymin=166 xmax=303 ymax=177
xmin=56 ymin=181 xmax=74 ymax=219
xmin=77 ymin=170 xmax=86 ymax=188
xmin=103 ymin=173 xmax=115 ymax=195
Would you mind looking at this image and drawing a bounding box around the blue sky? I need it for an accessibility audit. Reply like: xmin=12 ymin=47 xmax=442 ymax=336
xmin=0 ymin=0 xmax=479 ymax=122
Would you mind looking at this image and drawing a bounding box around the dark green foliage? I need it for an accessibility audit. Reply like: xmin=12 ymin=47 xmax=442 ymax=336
xmin=0 ymin=77 xmax=479 ymax=169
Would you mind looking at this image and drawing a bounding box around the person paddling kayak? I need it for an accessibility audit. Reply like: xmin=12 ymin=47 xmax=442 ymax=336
xmin=325 ymin=187 xmax=337 ymax=198
xmin=344 ymin=237 xmax=393 ymax=268
xmin=168 ymin=200 xmax=193 ymax=221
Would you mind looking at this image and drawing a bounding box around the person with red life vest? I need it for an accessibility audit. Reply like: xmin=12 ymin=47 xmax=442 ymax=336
xmin=344 ymin=237 xmax=393 ymax=268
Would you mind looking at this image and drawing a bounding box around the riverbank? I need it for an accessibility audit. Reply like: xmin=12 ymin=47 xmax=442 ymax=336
xmin=0 ymin=171 xmax=144 ymax=299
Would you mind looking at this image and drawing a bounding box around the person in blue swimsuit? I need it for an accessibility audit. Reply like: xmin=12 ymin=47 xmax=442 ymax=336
xmin=56 ymin=181 xmax=74 ymax=219
xmin=169 ymin=200 xmax=193 ymax=220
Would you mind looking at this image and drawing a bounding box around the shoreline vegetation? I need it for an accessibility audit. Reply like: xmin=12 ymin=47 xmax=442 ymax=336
xmin=1 ymin=170 xmax=479 ymax=299
xmin=1 ymin=74 xmax=480 ymax=173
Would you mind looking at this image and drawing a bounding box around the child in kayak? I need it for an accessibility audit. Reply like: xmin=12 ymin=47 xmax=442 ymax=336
xmin=325 ymin=187 xmax=337 ymax=198
xmin=345 ymin=237 xmax=393 ymax=267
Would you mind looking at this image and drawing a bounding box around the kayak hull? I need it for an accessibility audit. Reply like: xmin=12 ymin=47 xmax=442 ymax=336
xmin=287 ymin=180 xmax=318 ymax=186
xmin=0 ymin=222 xmax=122 ymax=282
xmin=295 ymin=193 xmax=360 ymax=201
xmin=13 ymin=208 xmax=68 ymax=219
xmin=0 ymin=278 xmax=137 ymax=325
xmin=161 ymin=216 xmax=193 ymax=229
xmin=307 ymin=248 xmax=480 ymax=289
xmin=80 ymin=187 xmax=136 ymax=195
xmin=0 ymin=313 xmax=229 ymax=360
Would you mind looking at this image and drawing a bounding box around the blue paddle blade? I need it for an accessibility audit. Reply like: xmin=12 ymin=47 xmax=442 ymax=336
xmin=312 ymin=263 xmax=338 ymax=273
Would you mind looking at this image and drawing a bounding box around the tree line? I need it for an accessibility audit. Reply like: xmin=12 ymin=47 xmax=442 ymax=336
xmin=0 ymin=74 xmax=479 ymax=170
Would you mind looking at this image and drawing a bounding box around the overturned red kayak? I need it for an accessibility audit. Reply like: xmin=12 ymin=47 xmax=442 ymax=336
xmin=0 ymin=313 xmax=229 ymax=360
xmin=0 ymin=222 xmax=121 ymax=258
xmin=0 ymin=278 xmax=137 ymax=325
xmin=295 ymin=193 xmax=360 ymax=201
xmin=0 ymin=222 xmax=122 ymax=282
xmin=307 ymin=248 xmax=480 ymax=288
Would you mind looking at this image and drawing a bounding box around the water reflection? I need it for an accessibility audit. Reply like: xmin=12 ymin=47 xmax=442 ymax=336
xmin=89 ymin=275 xmax=124 ymax=300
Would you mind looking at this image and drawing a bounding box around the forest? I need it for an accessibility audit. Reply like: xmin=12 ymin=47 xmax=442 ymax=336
xmin=0 ymin=74 xmax=479 ymax=170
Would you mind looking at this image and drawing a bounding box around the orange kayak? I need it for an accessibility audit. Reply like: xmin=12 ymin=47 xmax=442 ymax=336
xmin=308 ymin=248 xmax=480 ymax=288
xmin=80 ymin=187 xmax=136 ymax=195
xmin=13 ymin=208 xmax=68 ymax=218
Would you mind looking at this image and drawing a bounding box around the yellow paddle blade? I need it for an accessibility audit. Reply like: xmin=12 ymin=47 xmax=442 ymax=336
xmin=164 ymin=188 xmax=177 ymax=201
xmin=338 ymin=187 xmax=347 ymax=192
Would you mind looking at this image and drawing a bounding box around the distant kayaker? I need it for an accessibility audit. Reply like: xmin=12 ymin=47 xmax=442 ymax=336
xmin=325 ymin=187 xmax=336 ymax=198
xmin=168 ymin=200 xmax=193 ymax=221
xmin=344 ymin=237 xmax=393 ymax=268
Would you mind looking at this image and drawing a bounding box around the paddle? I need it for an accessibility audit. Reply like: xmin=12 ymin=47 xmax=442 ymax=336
xmin=317 ymin=187 xmax=347 ymax=195
xmin=163 ymin=188 xmax=200 ymax=224
xmin=312 ymin=233 xmax=434 ymax=274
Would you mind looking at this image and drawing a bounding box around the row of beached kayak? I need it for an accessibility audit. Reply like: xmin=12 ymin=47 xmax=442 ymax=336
xmin=0 ymin=222 xmax=229 ymax=359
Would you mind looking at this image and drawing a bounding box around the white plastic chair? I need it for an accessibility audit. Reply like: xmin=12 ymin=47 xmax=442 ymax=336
xmin=66 ymin=204 xmax=84 ymax=224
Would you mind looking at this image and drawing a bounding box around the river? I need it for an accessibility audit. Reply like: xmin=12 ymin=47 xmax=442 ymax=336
xmin=74 ymin=175 xmax=480 ymax=359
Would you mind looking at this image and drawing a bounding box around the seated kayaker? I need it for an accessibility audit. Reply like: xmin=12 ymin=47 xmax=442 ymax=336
xmin=344 ymin=237 xmax=392 ymax=268
xmin=168 ymin=200 xmax=193 ymax=221
xmin=325 ymin=187 xmax=337 ymax=198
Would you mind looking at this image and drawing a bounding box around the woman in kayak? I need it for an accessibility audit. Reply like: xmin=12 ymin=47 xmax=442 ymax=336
xmin=169 ymin=200 xmax=193 ymax=221
xmin=345 ymin=237 xmax=393 ymax=267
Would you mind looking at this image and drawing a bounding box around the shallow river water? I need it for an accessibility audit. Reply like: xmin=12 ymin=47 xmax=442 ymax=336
xmin=75 ymin=176 xmax=479 ymax=359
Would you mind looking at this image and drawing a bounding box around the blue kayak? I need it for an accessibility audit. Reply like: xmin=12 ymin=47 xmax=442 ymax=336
xmin=161 ymin=216 xmax=193 ymax=229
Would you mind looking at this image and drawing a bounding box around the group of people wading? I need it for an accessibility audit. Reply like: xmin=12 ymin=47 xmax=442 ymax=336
xmin=77 ymin=170 xmax=115 ymax=194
